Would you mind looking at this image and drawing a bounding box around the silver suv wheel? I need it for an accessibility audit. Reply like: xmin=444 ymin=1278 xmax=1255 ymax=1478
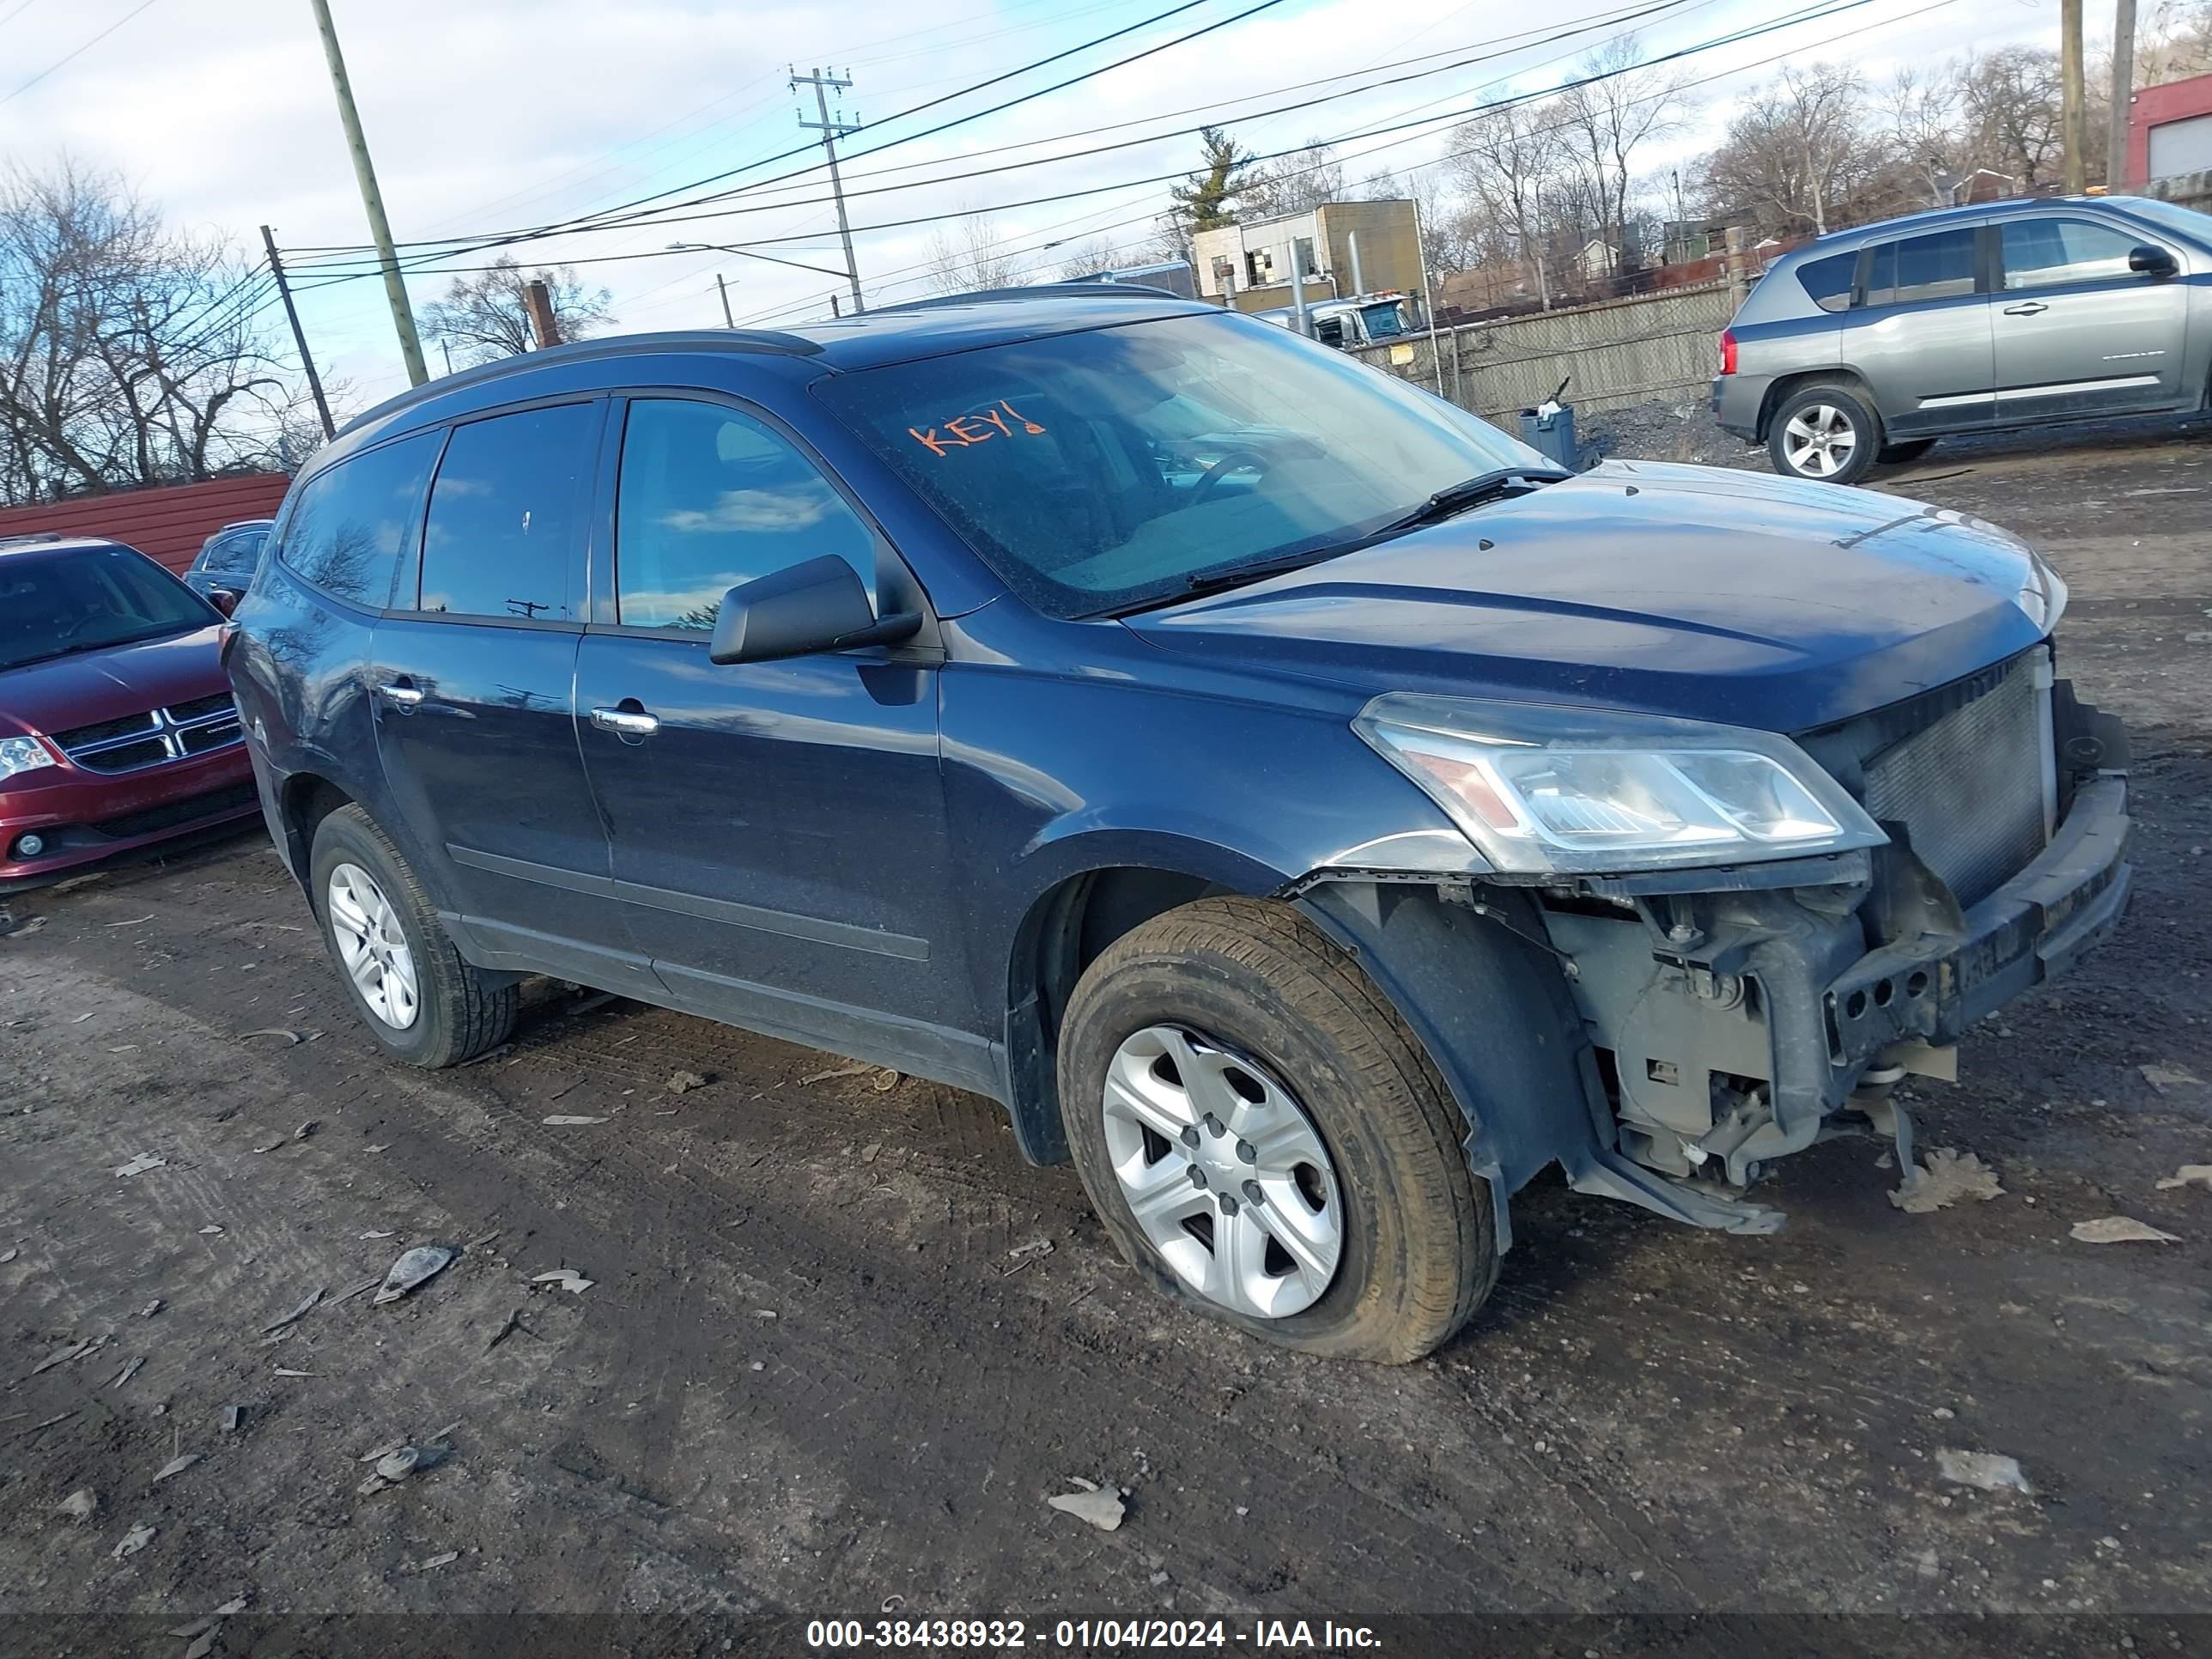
xmin=1780 ymin=403 xmax=1858 ymax=477
xmin=1100 ymin=1024 xmax=1343 ymax=1319
xmin=326 ymin=861 xmax=420 ymax=1030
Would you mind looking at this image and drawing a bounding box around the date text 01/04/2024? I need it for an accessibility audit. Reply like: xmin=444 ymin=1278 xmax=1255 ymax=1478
xmin=804 ymin=1618 xmax=1383 ymax=1649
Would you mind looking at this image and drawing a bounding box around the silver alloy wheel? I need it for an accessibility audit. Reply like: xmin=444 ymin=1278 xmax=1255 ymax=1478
xmin=326 ymin=862 xmax=420 ymax=1030
xmin=1100 ymin=1024 xmax=1344 ymax=1320
xmin=1781 ymin=404 xmax=1858 ymax=477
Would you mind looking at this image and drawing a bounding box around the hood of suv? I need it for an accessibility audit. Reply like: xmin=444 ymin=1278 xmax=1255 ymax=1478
xmin=1124 ymin=461 xmax=2060 ymax=732
xmin=0 ymin=626 xmax=229 ymax=743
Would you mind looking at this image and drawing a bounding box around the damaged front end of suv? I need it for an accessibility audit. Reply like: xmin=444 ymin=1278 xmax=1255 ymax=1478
xmin=1288 ymin=636 xmax=2130 ymax=1242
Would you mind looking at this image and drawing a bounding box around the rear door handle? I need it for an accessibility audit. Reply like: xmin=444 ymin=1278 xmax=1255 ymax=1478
xmin=591 ymin=704 xmax=661 ymax=738
xmin=377 ymin=680 xmax=425 ymax=708
xmin=2002 ymin=301 xmax=2049 ymax=316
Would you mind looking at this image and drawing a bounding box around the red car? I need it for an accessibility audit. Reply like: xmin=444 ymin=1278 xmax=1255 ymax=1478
xmin=0 ymin=535 xmax=259 ymax=893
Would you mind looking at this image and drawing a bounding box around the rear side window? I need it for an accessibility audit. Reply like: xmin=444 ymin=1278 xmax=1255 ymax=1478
xmin=205 ymin=529 xmax=265 ymax=576
xmin=2001 ymin=217 xmax=2144 ymax=289
xmin=416 ymin=403 xmax=598 ymax=622
xmin=613 ymin=398 xmax=877 ymax=629
xmin=1863 ymin=228 xmax=1978 ymax=307
xmin=1796 ymin=251 xmax=1856 ymax=313
xmin=278 ymin=433 xmax=441 ymax=610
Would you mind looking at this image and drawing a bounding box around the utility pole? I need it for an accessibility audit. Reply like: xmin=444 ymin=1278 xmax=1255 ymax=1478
xmin=792 ymin=67 xmax=865 ymax=314
xmin=2109 ymin=0 xmax=2138 ymax=188
xmin=524 ymin=280 xmax=561 ymax=349
xmin=306 ymin=0 xmax=428 ymax=387
xmin=261 ymin=225 xmax=335 ymax=441
xmin=714 ymin=273 xmax=735 ymax=328
xmin=2059 ymin=0 xmax=2088 ymax=192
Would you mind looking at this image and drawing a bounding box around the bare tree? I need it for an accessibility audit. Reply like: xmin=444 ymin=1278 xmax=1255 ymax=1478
xmin=1243 ymin=140 xmax=1348 ymax=218
xmin=2139 ymin=0 xmax=2212 ymax=83
xmin=922 ymin=212 xmax=1029 ymax=295
xmin=1054 ymin=237 xmax=1122 ymax=279
xmin=418 ymin=256 xmax=615 ymax=365
xmin=1449 ymin=102 xmax=1565 ymax=307
xmin=0 ymin=161 xmax=307 ymax=504
xmin=1700 ymin=64 xmax=1882 ymax=237
xmin=1553 ymin=36 xmax=1693 ymax=274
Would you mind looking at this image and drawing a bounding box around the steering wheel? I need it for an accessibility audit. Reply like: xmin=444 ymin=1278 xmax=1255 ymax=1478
xmin=1191 ymin=447 xmax=1273 ymax=506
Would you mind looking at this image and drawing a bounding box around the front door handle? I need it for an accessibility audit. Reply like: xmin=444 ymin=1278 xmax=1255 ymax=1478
xmin=2002 ymin=301 xmax=2049 ymax=316
xmin=591 ymin=704 xmax=661 ymax=738
xmin=377 ymin=681 xmax=425 ymax=708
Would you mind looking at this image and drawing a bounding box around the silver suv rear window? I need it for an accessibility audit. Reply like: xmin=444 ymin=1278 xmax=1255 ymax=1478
xmin=1796 ymin=251 xmax=1856 ymax=313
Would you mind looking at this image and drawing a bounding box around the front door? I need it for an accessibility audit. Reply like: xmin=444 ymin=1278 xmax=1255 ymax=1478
xmin=1992 ymin=215 xmax=2191 ymax=418
xmin=1842 ymin=224 xmax=1994 ymax=436
xmin=572 ymin=396 xmax=977 ymax=1081
xmin=372 ymin=398 xmax=649 ymax=988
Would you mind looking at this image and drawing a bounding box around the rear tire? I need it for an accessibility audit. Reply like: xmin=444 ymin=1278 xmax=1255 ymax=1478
xmin=1768 ymin=383 xmax=1879 ymax=485
xmin=1877 ymin=438 xmax=1938 ymax=465
xmin=309 ymin=804 xmax=516 ymax=1068
xmin=1058 ymin=896 xmax=1496 ymax=1363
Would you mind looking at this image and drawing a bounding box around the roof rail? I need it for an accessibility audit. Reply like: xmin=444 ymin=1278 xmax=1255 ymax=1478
xmin=873 ymin=282 xmax=1196 ymax=314
xmin=0 ymin=532 xmax=66 ymax=549
xmin=336 ymin=328 xmax=824 ymax=441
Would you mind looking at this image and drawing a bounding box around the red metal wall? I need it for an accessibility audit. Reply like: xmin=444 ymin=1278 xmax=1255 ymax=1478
xmin=0 ymin=474 xmax=292 ymax=574
xmin=2124 ymin=70 xmax=2212 ymax=188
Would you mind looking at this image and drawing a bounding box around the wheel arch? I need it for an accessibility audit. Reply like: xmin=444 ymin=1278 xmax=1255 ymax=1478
xmin=277 ymin=772 xmax=356 ymax=892
xmin=998 ymin=838 xmax=1291 ymax=1165
xmin=1756 ymin=366 xmax=1878 ymax=442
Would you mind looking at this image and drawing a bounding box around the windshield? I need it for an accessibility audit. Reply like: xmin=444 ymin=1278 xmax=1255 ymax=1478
xmin=814 ymin=310 xmax=1541 ymax=617
xmin=2123 ymin=197 xmax=2212 ymax=248
xmin=0 ymin=545 xmax=215 ymax=673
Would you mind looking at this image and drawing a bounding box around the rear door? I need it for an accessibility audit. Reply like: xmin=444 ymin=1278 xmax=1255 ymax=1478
xmin=572 ymin=394 xmax=972 ymax=1071
xmin=1842 ymin=224 xmax=1994 ymax=435
xmin=370 ymin=398 xmax=649 ymax=988
xmin=1991 ymin=213 xmax=2191 ymax=416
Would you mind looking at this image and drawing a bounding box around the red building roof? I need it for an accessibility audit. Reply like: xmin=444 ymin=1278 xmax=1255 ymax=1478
xmin=0 ymin=473 xmax=292 ymax=574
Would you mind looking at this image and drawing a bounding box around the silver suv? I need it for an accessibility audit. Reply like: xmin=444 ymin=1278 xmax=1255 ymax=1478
xmin=1714 ymin=195 xmax=2212 ymax=484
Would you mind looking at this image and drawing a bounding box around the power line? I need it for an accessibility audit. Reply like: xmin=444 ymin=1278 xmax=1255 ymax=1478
xmin=283 ymin=0 xmax=1277 ymax=262
xmin=0 ymin=0 xmax=45 ymax=30
xmin=319 ymin=0 xmax=1886 ymax=287
xmin=0 ymin=0 xmax=164 ymax=106
xmin=283 ymin=0 xmax=1686 ymax=278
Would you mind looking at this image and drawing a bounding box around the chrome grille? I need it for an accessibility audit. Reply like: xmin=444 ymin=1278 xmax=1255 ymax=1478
xmin=1862 ymin=651 xmax=2053 ymax=908
xmin=53 ymin=695 xmax=242 ymax=775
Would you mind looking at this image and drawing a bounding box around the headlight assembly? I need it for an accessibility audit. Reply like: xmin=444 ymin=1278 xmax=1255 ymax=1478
xmin=1353 ymin=693 xmax=1887 ymax=875
xmin=0 ymin=735 xmax=58 ymax=783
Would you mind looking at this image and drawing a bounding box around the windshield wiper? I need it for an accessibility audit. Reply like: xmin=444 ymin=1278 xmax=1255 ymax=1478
xmin=1362 ymin=465 xmax=1570 ymax=544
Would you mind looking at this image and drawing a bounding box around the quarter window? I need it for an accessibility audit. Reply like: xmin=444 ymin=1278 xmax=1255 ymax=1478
xmin=613 ymin=398 xmax=878 ymax=631
xmin=1863 ymin=228 xmax=1978 ymax=307
xmin=2001 ymin=217 xmax=2147 ymax=290
xmin=416 ymin=403 xmax=598 ymax=621
xmin=1796 ymin=250 xmax=1856 ymax=313
xmin=276 ymin=433 xmax=441 ymax=610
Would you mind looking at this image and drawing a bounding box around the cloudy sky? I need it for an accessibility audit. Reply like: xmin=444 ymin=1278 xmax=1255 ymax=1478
xmin=0 ymin=0 xmax=2072 ymax=412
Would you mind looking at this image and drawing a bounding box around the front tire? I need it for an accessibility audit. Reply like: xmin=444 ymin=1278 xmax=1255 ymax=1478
xmin=309 ymin=805 xmax=517 ymax=1068
xmin=1059 ymin=897 xmax=1496 ymax=1363
xmin=1768 ymin=384 xmax=1879 ymax=484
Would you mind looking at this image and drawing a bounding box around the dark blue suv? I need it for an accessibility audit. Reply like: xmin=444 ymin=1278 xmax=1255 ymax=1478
xmin=228 ymin=287 xmax=2131 ymax=1361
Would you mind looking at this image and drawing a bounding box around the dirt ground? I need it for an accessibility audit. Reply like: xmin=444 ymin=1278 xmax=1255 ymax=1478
xmin=3 ymin=419 xmax=2209 ymax=1656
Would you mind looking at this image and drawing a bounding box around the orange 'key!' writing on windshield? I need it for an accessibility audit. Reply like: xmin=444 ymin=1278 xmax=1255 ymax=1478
xmin=908 ymin=398 xmax=1047 ymax=457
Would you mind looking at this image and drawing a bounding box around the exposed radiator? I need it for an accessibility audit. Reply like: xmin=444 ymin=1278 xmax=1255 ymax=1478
xmin=1862 ymin=649 xmax=2054 ymax=908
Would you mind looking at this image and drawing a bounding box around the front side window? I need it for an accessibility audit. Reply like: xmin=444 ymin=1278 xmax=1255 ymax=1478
xmin=1796 ymin=250 xmax=1856 ymax=313
xmin=0 ymin=545 xmax=215 ymax=673
xmin=1863 ymin=228 xmax=1978 ymax=307
xmin=206 ymin=528 xmax=267 ymax=576
xmin=813 ymin=311 xmax=1540 ymax=618
xmin=614 ymin=398 xmax=878 ymax=631
xmin=2001 ymin=217 xmax=2148 ymax=290
xmin=279 ymin=432 xmax=441 ymax=609
xmin=416 ymin=403 xmax=598 ymax=622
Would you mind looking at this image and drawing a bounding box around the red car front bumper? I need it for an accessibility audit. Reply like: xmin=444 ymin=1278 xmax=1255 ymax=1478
xmin=0 ymin=739 xmax=260 ymax=893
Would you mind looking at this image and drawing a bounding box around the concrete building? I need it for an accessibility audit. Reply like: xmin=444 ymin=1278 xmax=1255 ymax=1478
xmin=2124 ymin=70 xmax=2212 ymax=186
xmin=1190 ymin=199 xmax=1423 ymax=314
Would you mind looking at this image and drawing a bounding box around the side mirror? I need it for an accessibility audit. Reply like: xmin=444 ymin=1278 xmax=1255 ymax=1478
xmin=206 ymin=586 xmax=242 ymax=618
xmin=2129 ymin=244 xmax=2178 ymax=278
xmin=708 ymin=555 xmax=922 ymax=666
